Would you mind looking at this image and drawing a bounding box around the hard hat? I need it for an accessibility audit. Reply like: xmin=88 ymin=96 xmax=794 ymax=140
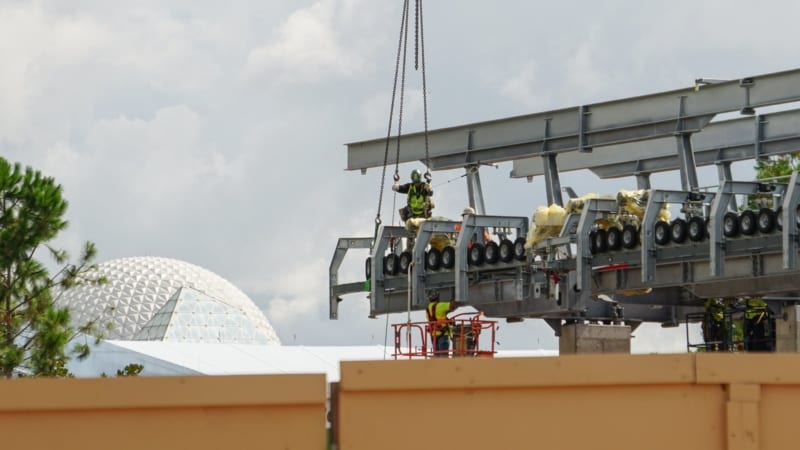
xmin=427 ymin=290 xmax=440 ymax=301
xmin=462 ymin=207 xmax=476 ymax=216
xmin=410 ymin=169 xmax=422 ymax=182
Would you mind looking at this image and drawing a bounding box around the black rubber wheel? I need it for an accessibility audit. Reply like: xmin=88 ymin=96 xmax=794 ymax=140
xmin=606 ymin=227 xmax=622 ymax=251
xmin=688 ymin=216 xmax=706 ymax=242
xmin=740 ymin=210 xmax=757 ymax=235
xmin=484 ymin=241 xmax=499 ymax=264
xmin=593 ymin=229 xmax=608 ymax=254
xmin=723 ymin=212 xmax=740 ymax=237
xmin=384 ymin=253 xmax=399 ymax=275
xmin=426 ymin=248 xmax=441 ymax=271
xmin=398 ymin=251 xmax=412 ymax=274
xmin=671 ymin=218 xmax=688 ymax=244
xmin=498 ymin=239 xmax=514 ymax=263
xmin=621 ymin=224 xmax=639 ymax=249
xmin=365 ymin=257 xmax=371 ymax=279
xmin=757 ymin=208 xmax=776 ymax=234
xmin=468 ymin=242 xmax=485 ymax=266
xmin=513 ymin=237 xmax=526 ymax=261
xmin=654 ymin=221 xmax=671 ymax=246
xmin=775 ymin=206 xmax=783 ymax=231
xmin=441 ymin=246 xmax=455 ymax=269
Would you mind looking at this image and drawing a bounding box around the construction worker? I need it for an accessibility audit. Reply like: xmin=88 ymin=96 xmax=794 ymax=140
xmin=392 ymin=169 xmax=434 ymax=221
xmin=393 ymin=169 xmax=434 ymax=251
xmin=702 ymin=298 xmax=728 ymax=352
xmin=426 ymin=290 xmax=458 ymax=357
xmin=743 ymin=298 xmax=774 ymax=352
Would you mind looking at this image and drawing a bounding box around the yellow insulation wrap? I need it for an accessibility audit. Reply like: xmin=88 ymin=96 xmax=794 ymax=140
xmin=405 ymin=217 xmax=454 ymax=250
xmin=525 ymin=204 xmax=567 ymax=249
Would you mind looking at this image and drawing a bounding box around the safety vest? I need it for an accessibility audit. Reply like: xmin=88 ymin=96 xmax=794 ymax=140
xmin=704 ymin=299 xmax=724 ymax=323
xmin=427 ymin=301 xmax=453 ymax=337
xmin=745 ymin=298 xmax=768 ymax=322
xmin=407 ymin=183 xmax=429 ymax=217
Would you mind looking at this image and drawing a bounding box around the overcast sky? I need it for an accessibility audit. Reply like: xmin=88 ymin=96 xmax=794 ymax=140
xmin=3 ymin=0 xmax=799 ymax=353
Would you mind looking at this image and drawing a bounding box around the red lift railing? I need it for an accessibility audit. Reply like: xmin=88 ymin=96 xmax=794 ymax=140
xmin=392 ymin=312 xmax=497 ymax=359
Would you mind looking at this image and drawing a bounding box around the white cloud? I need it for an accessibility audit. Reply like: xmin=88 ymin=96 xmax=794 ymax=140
xmin=500 ymin=62 xmax=539 ymax=108
xmin=243 ymin=0 xmax=371 ymax=84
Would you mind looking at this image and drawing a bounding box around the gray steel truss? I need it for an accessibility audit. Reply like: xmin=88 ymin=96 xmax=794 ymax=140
xmin=331 ymin=67 xmax=800 ymax=328
xmin=346 ymin=68 xmax=800 ymax=172
xmin=512 ymin=108 xmax=800 ymax=180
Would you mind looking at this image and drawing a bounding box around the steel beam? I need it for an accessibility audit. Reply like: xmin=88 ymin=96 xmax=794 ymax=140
xmin=411 ymin=219 xmax=460 ymax=307
xmin=348 ymin=68 xmax=800 ymax=171
xmin=513 ymin=108 xmax=800 ymax=179
xmin=783 ymin=171 xmax=800 ymax=270
xmin=369 ymin=226 xmax=411 ymax=316
xmin=329 ymin=237 xmax=373 ymax=319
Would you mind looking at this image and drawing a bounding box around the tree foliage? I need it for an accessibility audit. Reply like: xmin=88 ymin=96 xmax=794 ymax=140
xmin=754 ymin=154 xmax=800 ymax=182
xmin=744 ymin=154 xmax=800 ymax=210
xmin=0 ymin=157 xmax=105 ymax=378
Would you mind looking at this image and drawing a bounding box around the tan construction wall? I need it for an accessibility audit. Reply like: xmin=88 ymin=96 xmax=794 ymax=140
xmin=0 ymin=374 xmax=326 ymax=450
xmin=337 ymin=354 xmax=800 ymax=450
xmin=3 ymin=354 xmax=800 ymax=450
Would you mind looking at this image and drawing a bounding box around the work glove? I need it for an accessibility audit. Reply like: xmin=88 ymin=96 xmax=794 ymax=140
xmin=392 ymin=182 xmax=399 ymax=192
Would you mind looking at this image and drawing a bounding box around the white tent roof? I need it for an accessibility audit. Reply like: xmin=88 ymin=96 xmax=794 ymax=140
xmin=70 ymin=340 xmax=557 ymax=381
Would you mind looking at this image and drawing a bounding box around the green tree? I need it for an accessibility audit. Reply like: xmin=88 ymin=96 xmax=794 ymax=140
xmin=0 ymin=157 xmax=104 ymax=378
xmin=746 ymin=154 xmax=800 ymax=210
xmin=755 ymin=154 xmax=800 ymax=182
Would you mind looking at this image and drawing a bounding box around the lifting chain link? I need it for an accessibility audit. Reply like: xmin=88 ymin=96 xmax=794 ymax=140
xmin=374 ymin=0 xmax=411 ymax=242
xmin=417 ymin=0 xmax=432 ymax=183
xmin=374 ymin=0 xmax=433 ymax=244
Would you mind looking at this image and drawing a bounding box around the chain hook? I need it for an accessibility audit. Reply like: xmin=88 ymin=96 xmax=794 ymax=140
xmin=424 ymin=170 xmax=432 ymax=183
xmin=393 ymin=172 xmax=400 ymax=182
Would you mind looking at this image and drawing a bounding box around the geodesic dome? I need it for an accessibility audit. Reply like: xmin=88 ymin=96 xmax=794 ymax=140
xmin=55 ymin=256 xmax=281 ymax=345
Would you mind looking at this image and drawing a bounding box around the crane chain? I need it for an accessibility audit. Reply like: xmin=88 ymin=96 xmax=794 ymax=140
xmin=417 ymin=0 xmax=432 ymax=182
xmin=375 ymin=0 xmax=411 ymax=235
xmin=393 ymin=0 xmax=411 ymax=184
xmin=374 ymin=0 xmax=433 ymax=241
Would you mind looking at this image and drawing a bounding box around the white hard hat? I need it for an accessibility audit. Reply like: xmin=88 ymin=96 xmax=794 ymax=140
xmin=462 ymin=207 xmax=476 ymax=216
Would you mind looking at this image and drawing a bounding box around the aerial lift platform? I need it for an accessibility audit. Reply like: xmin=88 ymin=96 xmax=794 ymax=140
xmin=330 ymin=67 xmax=800 ymax=348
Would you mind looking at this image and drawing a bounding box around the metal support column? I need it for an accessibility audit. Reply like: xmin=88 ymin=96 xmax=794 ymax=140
xmin=783 ymin=171 xmax=800 ymax=270
xmin=716 ymin=162 xmax=737 ymax=211
xmin=541 ymin=117 xmax=564 ymax=207
xmin=641 ymin=190 xmax=699 ymax=282
xmin=411 ymin=220 xmax=460 ymax=307
xmin=329 ymin=237 xmax=373 ymax=319
xmin=676 ymin=132 xmax=700 ymax=192
xmin=543 ymin=154 xmax=563 ymax=206
xmin=635 ymin=173 xmax=651 ymax=190
xmin=709 ymin=181 xmax=761 ymax=276
xmin=576 ymin=198 xmax=618 ymax=300
xmin=369 ymin=226 xmax=411 ymax=315
xmin=465 ymin=165 xmax=487 ymax=214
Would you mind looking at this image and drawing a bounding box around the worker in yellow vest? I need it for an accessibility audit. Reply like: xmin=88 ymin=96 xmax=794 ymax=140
xmin=393 ymin=169 xmax=434 ymax=251
xmin=426 ymin=290 xmax=458 ymax=357
xmin=393 ymin=169 xmax=434 ymax=221
xmin=743 ymin=298 xmax=774 ymax=352
xmin=702 ymin=298 xmax=728 ymax=352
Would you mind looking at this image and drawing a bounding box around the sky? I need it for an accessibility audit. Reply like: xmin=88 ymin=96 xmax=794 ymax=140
xmin=2 ymin=0 xmax=800 ymax=354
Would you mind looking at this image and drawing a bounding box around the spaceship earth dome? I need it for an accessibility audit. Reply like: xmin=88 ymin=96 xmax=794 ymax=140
xmin=55 ymin=256 xmax=281 ymax=345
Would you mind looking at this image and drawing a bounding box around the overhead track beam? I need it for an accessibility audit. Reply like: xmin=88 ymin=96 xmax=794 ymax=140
xmin=346 ymin=68 xmax=800 ymax=171
xmin=512 ymin=108 xmax=800 ymax=179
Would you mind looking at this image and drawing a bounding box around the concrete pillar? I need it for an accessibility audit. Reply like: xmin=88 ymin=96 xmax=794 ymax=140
xmin=559 ymin=323 xmax=631 ymax=354
xmin=775 ymin=305 xmax=800 ymax=352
